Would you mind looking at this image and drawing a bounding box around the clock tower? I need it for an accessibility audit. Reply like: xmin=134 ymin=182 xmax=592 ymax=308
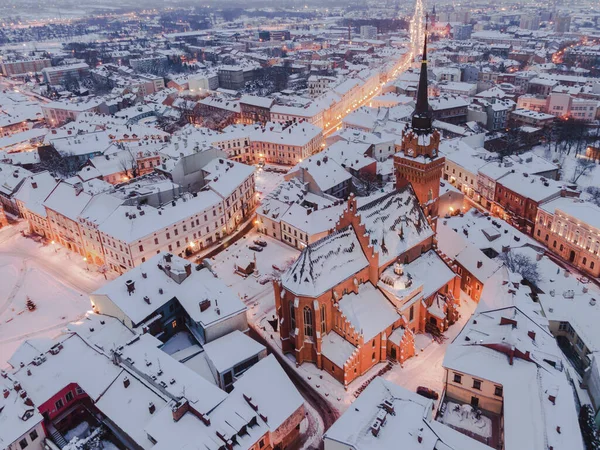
xmin=394 ymin=23 xmax=445 ymax=222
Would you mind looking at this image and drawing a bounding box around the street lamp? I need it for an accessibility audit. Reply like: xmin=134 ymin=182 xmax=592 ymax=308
xmin=83 ymin=257 xmax=89 ymax=271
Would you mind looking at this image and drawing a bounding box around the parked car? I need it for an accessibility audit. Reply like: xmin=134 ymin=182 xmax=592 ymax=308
xmin=254 ymin=239 xmax=268 ymax=247
xmin=416 ymin=386 xmax=439 ymax=400
xmin=249 ymin=245 xmax=263 ymax=252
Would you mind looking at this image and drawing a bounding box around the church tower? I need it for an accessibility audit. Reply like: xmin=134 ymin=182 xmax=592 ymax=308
xmin=394 ymin=18 xmax=445 ymax=222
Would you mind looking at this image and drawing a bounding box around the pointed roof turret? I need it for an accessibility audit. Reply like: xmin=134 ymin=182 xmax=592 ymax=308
xmin=411 ymin=14 xmax=433 ymax=136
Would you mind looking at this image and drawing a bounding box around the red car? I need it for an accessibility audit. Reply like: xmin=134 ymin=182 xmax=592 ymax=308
xmin=416 ymin=386 xmax=439 ymax=400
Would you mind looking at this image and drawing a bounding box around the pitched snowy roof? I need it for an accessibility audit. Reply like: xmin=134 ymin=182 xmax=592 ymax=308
xmin=321 ymin=332 xmax=357 ymax=367
xmin=293 ymin=154 xmax=352 ymax=192
xmin=202 ymin=330 xmax=265 ymax=373
xmin=14 ymin=333 xmax=122 ymax=405
xmin=42 ymin=180 xmax=94 ymax=221
xmin=444 ymin=306 xmax=584 ymax=450
xmin=541 ymin=197 xmax=600 ymax=230
xmin=324 ymin=377 xmax=490 ymax=450
xmin=280 ymin=226 xmax=369 ymax=297
xmin=355 ymin=187 xmax=434 ymax=266
xmin=118 ymin=333 xmax=227 ymax=415
xmin=93 ymin=253 xmax=246 ymax=328
xmin=202 ymin=158 xmax=255 ymax=199
xmin=0 ymin=372 xmax=43 ymax=448
xmin=338 ymin=282 xmax=400 ymax=341
xmin=280 ymin=202 xmax=344 ymax=236
xmin=95 ymin=371 xmax=167 ymax=449
xmin=13 ymin=171 xmax=59 ymax=218
xmin=99 ymin=191 xmax=222 ymax=244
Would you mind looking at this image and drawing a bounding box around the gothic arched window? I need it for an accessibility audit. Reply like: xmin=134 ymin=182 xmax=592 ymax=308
xmin=304 ymin=307 xmax=313 ymax=337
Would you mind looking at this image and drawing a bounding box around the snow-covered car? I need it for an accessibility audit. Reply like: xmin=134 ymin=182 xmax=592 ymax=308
xmin=249 ymin=245 xmax=263 ymax=252
xmin=253 ymin=239 xmax=268 ymax=247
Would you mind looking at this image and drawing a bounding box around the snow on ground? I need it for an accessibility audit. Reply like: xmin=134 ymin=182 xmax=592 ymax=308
xmin=383 ymin=293 xmax=477 ymax=406
xmin=532 ymin=145 xmax=600 ymax=192
xmin=254 ymin=167 xmax=286 ymax=199
xmin=0 ymin=221 xmax=109 ymax=368
xmin=209 ymin=231 xmax=299 ymax=301
xmin=160 ymin=331 xmax=196 ymax=355
xmin=64 ymin=421 xmax=91 ymax=441
xmin=440 ymin=402 xmax=493 ymax=438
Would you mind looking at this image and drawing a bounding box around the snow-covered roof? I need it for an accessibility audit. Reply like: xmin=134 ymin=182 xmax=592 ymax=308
xmin=280 ymin=202 xmax=344 ymax=236
xmin=95 ymin=371 xmax=167 ymax=449
xmin=0 ymin=372 xmax=43 ymax=449
xmin=66 ymin=313 xmax=136 ymax=353
xmin=13 ymin=171 xmax=58 ymax=218
xmin=380 ymin=250 xmax=457 ymax=301
xmin=14 ymin=333 xmax=122 ymax=405
xmin=239 ymin=95 xmax=274 ymax=109
xmin=118 ymin=333 xmax=227 ymax=416
xmin=541 ymin=197 xmax=600 ymax=230
xmin=202 ymin=158 xmax=255 ymax=199
xmin=92 ymin=253 xmax=246 ymax=328
xmin=281 ymin=226 xmax=369 ymax=297
xmin=42 ymin=180 xmax=95 ymax=221
xmin=145 ymin=354 xmax=302 ymax=450
xmin=324 ymin=377 xmax=491 ymax=450
xmin=0 ymin=163 xmax=32 ymax=196
xmin=444 ymin=306 xmax=584 ymax=450
xmin=202 ymin=330 xmax=265 ymax=373
xmin=355 ymin=187 xmax=434 ymax=266
xmin=99 ymin=191 xmax=222 ymax=244
xmin=321 ymin=331 xmax=357 ymax=368
xmin=338 ymin=282 xmax=400 ymax=342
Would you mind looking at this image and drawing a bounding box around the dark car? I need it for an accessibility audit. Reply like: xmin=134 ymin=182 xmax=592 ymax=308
xmin=254 ymin=239 xmax=268 ymax=247
xmin=416 ymin=386 xmax=439 ymax=400
xmin=249 ymin=245 xmax=263 ymax=252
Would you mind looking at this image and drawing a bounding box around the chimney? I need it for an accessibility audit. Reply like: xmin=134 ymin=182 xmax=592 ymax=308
xmin=477 ymin=261 xmax=483 ymax=269
xmin=3 ymin=388 xmax=9 ymax=399
xmin=172 ymin=400 xmax=189 ymax=422
xmin=200 ymin=299 xmax=211 ymax=312
xmin=142 ymin=272 xmax=147 ymax=279
xmin=184 ymin=264 xmax=192 ymax=277
xmin=149 ymin=402 xmax=156 ymax=414
xmin=144 ymin=296 xmax=151 ymax=304
xmin=371 ymin=421 xmax=381 ymax=437
xmin=126 ymin=279 xmax=135 ymax=295
xmin=549 ymin=394 xmax=556 ymax=404
xmin=528 ymin=331 xmax=536 ymax=341
xmin=500 ymin=317 xmax=517 ymax=328
xmin=164 ymin=253 xmax=172 ymax=263
xmin=123 ymin=377 xmax=130 ymax=388
xmin=31 ymin=181 xmax=38 ymax=189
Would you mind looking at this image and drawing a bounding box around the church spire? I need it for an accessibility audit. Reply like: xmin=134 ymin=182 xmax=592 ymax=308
xmin=411 ymin=14 xmax=433 ymax=135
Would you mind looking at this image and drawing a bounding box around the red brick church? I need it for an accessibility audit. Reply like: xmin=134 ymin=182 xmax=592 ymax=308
xmin=274 ymin=33 xmax=460 ymax=388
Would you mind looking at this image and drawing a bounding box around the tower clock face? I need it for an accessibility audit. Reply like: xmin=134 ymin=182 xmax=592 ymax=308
xmin=407 ymin=148 xmax=414 ymax=156
xmin=431 ymin=148 xmax=437 ymax=156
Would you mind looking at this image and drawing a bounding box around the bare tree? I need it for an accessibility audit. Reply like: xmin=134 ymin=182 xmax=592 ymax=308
xmin=498 ymin=251 xmax=541 ymax=286
xmin=571 ymin=157 xmax=596 ymax=183
xmin=118 ymin=150 xmax=139 ymax=180
xmin=586 ymin=186 xmax=600 ymax=207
